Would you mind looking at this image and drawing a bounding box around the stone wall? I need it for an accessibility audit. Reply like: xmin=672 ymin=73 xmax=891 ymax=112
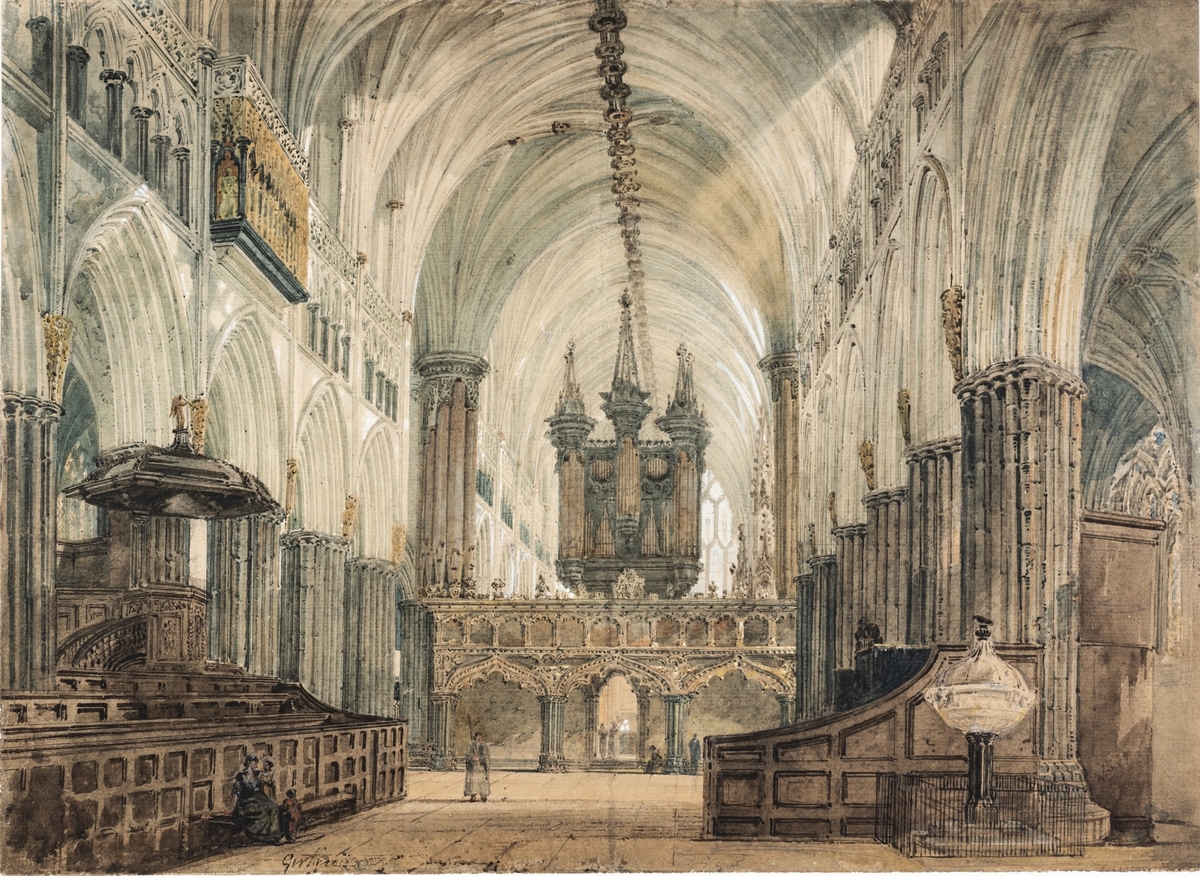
xmin=0 ymin=674 xmax=406 ymax=873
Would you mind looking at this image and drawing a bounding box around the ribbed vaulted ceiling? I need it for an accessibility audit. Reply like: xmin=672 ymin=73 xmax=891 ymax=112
xmin=275 ymin=0 xmax=896 ymax=521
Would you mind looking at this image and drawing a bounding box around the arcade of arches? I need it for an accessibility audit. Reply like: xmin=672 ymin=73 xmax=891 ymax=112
xmin=1 ymin=0 xmax=1199 ymax=871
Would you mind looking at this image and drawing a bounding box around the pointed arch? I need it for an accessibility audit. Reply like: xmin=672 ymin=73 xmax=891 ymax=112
xmin=294 ymin=383 xmax=349 ymax=534
xmin=557 ymin=654 xmax=671 ymax=698
xmin=2 ymin=108 xmax=46 ymax=395
xmin=681 ymin=656 xmax=792 ymax=695
xmin=66 ymin=200 xmax=193 ymax=448
xmin=910 ymin=163 xmax=958 ymax=442
xmin=356 ymin=422 xmax=402 ymax=559
xmin=206 ymin=312 xmax=286 ymax=496
xmin=443 ymin=654 xmax=548 ymax=697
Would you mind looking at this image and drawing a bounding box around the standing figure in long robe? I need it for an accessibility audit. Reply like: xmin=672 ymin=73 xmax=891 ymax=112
xmin=464 ymin=732 xmax=490 ymax=802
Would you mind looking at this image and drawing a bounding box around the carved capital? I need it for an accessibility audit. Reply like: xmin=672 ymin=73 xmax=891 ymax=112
xmin=3 ymin=392 xmax=62 ymax=423
xmin=131 ymin=106 xmax=155 ymax=122
xmin=387 ymin=199 xmax=404 ymax=212
xmin=757 ymin=350 xmax=800 ymax=401
xmin=416 ymin=351 xmax=489 ymax=414
xmin=66 ymin=44 xmax=90 ymax=64
xmin=99 ymin=69 xmax=128 ymax=87
xmin=280 ymin=530 xmax=349 ymax=550
xmin=196 ymin=43 xmax=219 ymax=67
xmin=954 ymin=356 xmax=1086 ymax=403
xmin=346 ymin=556 xmax=400 ymax=578
xmin=903 ymin=436 xmax=961 ymax=465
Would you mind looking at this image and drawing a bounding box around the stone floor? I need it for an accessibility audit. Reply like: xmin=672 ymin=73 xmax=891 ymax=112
xmin=179 ymin=770 xmax=1200 ymax=874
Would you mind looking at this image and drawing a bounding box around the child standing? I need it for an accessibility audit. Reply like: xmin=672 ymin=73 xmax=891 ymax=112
xmin=281 ymin=789 xmax=302 ymax=843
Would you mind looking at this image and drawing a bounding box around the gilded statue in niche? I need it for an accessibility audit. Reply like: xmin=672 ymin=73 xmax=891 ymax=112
xmin=214 ymin=145 xmax=240 ymax=220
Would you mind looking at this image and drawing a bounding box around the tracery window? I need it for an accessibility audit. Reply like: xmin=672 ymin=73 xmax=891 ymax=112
xmin=699 ymin=471 xmax=735 ymax=595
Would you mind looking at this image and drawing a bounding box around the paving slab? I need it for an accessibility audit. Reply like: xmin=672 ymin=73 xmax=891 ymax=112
xmin=175 ymin=770 xmax=1200 ymax=874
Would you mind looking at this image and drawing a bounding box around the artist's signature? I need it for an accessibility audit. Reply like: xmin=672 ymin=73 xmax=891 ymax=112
xmin=281 ymin=848 xmax=403 ymax=873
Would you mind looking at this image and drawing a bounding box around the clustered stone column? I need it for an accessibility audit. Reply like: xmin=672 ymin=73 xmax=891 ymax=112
xmin=65 ymin=45 xmax=89 ymax=124
xmin=861 ymin=487 xmax=909 ymax=643
xmin=832 ymin=523 xmax=866 ymax=670
xmin=663 ymin=694 xmax=690 ymax=773
xmin=173 ymin=146 xmax=190 ymax=220
xmin=958 ymin=357 xmax=1086 ymax=781
xmin=279 ymin=531 xmax=350 ymax=708
xmin=429 ymin=692 xmax=459 ymax=770
xmin=759 ymin=351 xmax=800 ymax=596
xmin=130 ymin=106 xmax=153 ymax=179
xmin=583 ymin=689 xmax=601 ymax=765
xmin=26 ymin=17 xmax=51 ymax=92
xmin=636 ymin=689 xmax=651 ymax=760
xmin=796 ymin=554 xmax=837 ymax=720
xmin=538 ymin=694 xmax=568 ymax=771
xmin=207 ymin=512 xmax=282 ymax=676
xmin=2 ymin=394 xmax=61 ymax=691
xmin=100 ymin=69 xmax=127 ymax=158
xmin=776 ymin=693 xmax=797 ymax=726
xmin=344 ymin=558 xmax=399 ymax=717
xmin=415 ymin=353 xmax=488 ymax=595
xmin=396 ymin=601 xmax=433 ymax=738
xmin=905 ymin=437 xmax=962 ymax=645
xmin=150 ymin=134 xmax=172 ymax=193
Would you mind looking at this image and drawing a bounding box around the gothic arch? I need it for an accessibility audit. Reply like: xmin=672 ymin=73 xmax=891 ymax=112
xmin=443 ymin=655 xmax=548 ymax=698
xmin=57 ymin=364 xmax=102 ymax=540
xmin=66 ymin=201 xmax=192 ymax=448
xmin=356 ymin=423 xmax=402 ymax=560
xmin=871 ymin=240 xmax=908 ymax=487
xmin=681 ymin=657 xmax=791 ymax=696
xmin=2 ymin=109 xmax=45 ymax=395
xmin=294 ymin=383 xmax=349 ymax=534
xmin=206 ymin=312 xmax=286 ymax=495
xmin=910 ymin=163 xmax=958 ymax=442
xmin=557 ymin=654 xmax=671 ymax=698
